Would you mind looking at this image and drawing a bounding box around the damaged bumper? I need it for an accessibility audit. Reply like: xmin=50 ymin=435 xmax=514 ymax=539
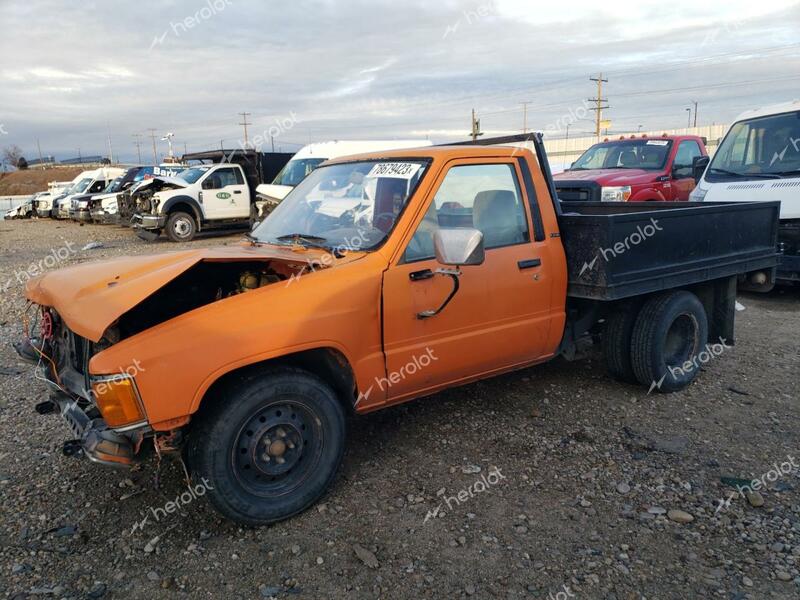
xmin=132 ymin=213 xmax=166 ymax=230
xmin=50 ymin=391 xmax=139 ymax=467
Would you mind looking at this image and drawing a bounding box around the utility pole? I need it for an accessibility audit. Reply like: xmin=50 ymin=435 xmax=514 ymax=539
xmin=470 ymin=108 xmax=483 ymax=142
xmin=238 ymin=112 xmax=252 ymax=148
xmin=36 ymin=138 xmax=44 ymax=169
xmin=520 ymin=101 xmax=531 ymax=134
xmin=686 ymin=108 xmax=692 ymax=128
xmin=565 ymin=123 xmax=570 ymax=142
xmin=690 ymin=100 xmax=698 ymax=127
xmin=588 ymin=73 xmax=609 ymax=139
xmin=270 ymin=135 xmax=275 ymax=152
xmin=184 ymin=142 xmax=188 ymax=156
xmin=106 ymin=122 xmax=114 ymax=164
xmin=147 ymin=128 xmax=158 ymax=163
xmin=132 ymin=134 xmax=143 ymax=164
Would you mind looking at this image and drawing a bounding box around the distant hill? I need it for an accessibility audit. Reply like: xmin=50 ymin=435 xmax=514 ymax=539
xmin=0 ymin=166 xmax=86 ymax=195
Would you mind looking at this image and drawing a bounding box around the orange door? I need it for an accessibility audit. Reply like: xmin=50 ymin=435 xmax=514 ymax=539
xmin=381 ymin=159 xmax=557 ymax=401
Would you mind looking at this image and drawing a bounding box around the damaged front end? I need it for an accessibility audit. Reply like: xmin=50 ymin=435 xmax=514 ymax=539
xmin=17 ymin=245 xmax=340 ymax=468
xmin=15 ymin=306 xmax=146 ymax=467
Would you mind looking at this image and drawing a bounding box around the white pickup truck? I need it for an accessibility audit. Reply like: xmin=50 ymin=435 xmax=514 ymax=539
xmin=132 ymin=162 xmax=254 ymax=242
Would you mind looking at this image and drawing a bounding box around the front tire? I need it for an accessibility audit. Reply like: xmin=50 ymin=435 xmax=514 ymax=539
xmin=166 ymin=211 xmax=197 ymax=242
xmin=631 ymin=291 xmax=708 ymax=393
xmin=188 ymin=367 xmax=346 ymax=526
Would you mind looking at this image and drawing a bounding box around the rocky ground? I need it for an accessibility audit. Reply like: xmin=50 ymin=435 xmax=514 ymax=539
xmin=0 ymin=218 xmax=798 ymax=600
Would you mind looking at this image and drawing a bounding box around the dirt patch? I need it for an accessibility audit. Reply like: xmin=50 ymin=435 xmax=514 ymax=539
xmin=0 ymin=167 xmax=87 ymax=195
xmin=0 ymin=219 xmax=798 ymax=599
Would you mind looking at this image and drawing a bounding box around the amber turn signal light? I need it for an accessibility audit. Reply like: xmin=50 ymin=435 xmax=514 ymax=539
xmin=92 ymin=377 xmax=145 ymax=428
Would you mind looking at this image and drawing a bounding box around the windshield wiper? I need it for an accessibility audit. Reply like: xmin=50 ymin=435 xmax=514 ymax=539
xmin=709 ymin=168 xmax=782 ymax=179
xmin=274 ymin=233 xmax=344 ymax=258
xmin=243 ymin=232 xmax=261 ymax=246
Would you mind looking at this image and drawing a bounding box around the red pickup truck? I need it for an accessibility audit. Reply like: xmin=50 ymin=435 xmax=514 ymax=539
xmin=553 ymin=134 xmax=708 ymax=202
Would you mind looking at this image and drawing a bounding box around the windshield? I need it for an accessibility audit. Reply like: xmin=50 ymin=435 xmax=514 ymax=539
xmin=571 ymin=139 xmax=672 ymax=171
xmin=272 ymin=158 xmax=326 ymax=187
xmin=73 ymin=178 xmax=93 ymax=193
xmin=708 ymin=111 xmax=800 ymax=179
xmin=253 ymin=159 xmax=429 ymax=251
xmin=103 ymin=177 xmax=123 ymax=193
xmin=177 ymin=166 xmax=211 ymax=184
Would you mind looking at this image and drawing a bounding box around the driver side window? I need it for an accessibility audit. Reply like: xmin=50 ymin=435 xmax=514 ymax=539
xmin=674 ymin=141 xmax=702 ymax=178
xmin=403 ymin=163 xmax=530 ymax=263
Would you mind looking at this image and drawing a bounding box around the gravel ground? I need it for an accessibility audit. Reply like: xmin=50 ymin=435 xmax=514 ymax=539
xmin=0 ymin=218 xmax=798 ymax=600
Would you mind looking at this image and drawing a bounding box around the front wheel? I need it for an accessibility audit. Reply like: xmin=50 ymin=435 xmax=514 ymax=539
xmin=166 ymin=211 xmax=197 ymax=242
xmin=187 ymin=367 xmax=346 ymax=526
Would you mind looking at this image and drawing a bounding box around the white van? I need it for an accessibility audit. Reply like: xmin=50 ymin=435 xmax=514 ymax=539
xmin=53 ymin=167 xmax=126 ymax=218
xmin=691 ymin=100 xmax=800 ymax=285
xmin=255 ymin=140 xmax=433 ymax=209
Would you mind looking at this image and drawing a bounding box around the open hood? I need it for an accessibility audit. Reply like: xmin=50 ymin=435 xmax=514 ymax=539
xmin=131 ymin=176 xmax=188 ymax=194
xmin=26 ymin=244 xmax=362 ymax=342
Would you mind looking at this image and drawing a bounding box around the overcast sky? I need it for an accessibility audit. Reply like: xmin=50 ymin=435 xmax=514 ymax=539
xmin=0 ymin=0 xmax=798 ymax=163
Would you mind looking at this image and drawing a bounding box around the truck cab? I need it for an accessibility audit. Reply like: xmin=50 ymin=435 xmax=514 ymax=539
xmin=554 ymin=135 xmax=707 ymax=203
xmin=690 ymin=100 xmax=800 ymax=285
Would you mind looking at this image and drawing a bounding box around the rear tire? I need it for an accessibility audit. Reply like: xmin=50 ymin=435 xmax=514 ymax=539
xmin=166 ymin=211 xmax=197 ymax=242
xmin=603 ymin=304 xmax=641 ymax=384
xmin=631 ymin=291 xmax=708 ymax=393
xmin=187 ymin=367 xmax=346 ymax=526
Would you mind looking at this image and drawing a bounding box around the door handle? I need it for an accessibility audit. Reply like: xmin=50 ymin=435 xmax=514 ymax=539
xmin=517 ymin=258 xmax=541 ymax=270
xmin=409 ymin=269 xmax=434 ymax=281
xmin=233 ymin=190 xmax=242 ymax=194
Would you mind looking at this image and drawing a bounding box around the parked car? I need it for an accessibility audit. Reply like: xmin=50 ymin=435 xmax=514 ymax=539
xmin=553 ymin=134 xmax=708 ymax=202
xmin=690 ymin=99 xmax=800 ymax=288
xmin=52 ymin=167 xmax=126 ymax=219
xmin=254 ymin=140 xmax=434 ymax=218
xmin=131 ymin=149 xmax=292 ymax=241
xmin=17 ymin=134 xmax=778 ymax=526
xmin=3 ymin=197 xmax=35 ymax=219
xmin=33 ymin=181 xmax=72 ymax=217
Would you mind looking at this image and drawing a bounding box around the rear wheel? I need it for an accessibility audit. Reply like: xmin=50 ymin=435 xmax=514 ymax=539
xmin=631 ymin=291 xmax=708 ymax=393
xmin=166 ymin=211 xmax=197 ymax=242
xmin=188 ymin=367 xmax=346 ymax=526
xmin=602 ymin=303 xmax=641 ymax=384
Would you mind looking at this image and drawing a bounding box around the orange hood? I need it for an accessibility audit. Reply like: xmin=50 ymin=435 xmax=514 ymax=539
xmin=25 ymin=244 xmax=354 ymax=342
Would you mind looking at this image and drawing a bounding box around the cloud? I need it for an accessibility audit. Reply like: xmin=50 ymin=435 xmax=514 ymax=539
xmin=0 ymin=0 xmax=798 ymax=162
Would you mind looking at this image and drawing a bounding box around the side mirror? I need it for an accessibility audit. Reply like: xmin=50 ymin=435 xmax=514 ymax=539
xmin=692 ymin=156 xmax=710 ymax=183
xmin=417 ymin=229 xmax=484 ymax=320
xmin=433 ymin=228 xmax=485 ymax=266
xmin=201 ymin=178 xmax=214 ymax=190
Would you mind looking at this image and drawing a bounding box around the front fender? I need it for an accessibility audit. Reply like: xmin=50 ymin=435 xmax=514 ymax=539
xmin=629 ymin=186 xmax=668 ymax=202
xmin=160 ymin=194 xmax=204 ymax=224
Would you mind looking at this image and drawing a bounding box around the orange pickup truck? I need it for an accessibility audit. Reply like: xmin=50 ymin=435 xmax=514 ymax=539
xmin=18 ymin=135 xmax=779 ymax=525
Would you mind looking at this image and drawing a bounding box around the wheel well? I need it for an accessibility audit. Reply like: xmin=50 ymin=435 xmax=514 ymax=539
xmin=167 ymin=202 xmax=199 ymax=223
xmin=195 ymin=348 xmax=358 ymax=418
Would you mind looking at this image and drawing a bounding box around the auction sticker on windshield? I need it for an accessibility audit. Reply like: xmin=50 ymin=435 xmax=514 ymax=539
xmin=646 ymin=140 xmax=669 ymax=146
xmin=367 ymin=162 xmax=421 ymax=178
